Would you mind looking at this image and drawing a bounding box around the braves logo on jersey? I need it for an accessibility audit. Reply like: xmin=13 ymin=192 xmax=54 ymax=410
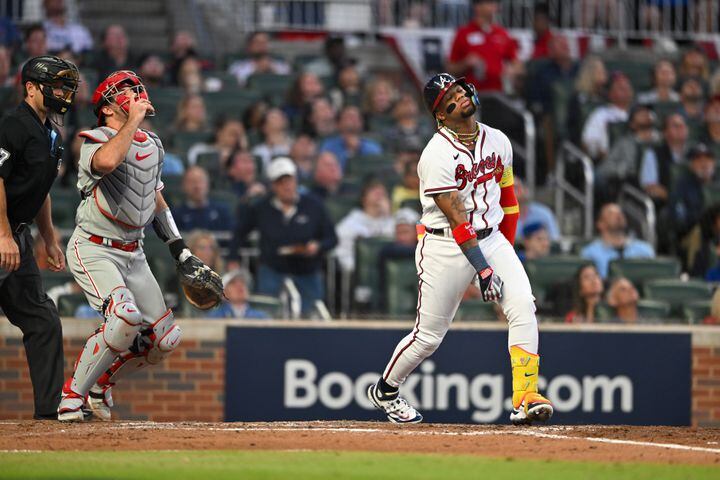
xmin=455 ymin=153 xmax=504 ymax=190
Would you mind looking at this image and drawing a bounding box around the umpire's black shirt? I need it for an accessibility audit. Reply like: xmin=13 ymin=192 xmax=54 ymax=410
xmin=0 ymin=101 xmax=63 ymax=224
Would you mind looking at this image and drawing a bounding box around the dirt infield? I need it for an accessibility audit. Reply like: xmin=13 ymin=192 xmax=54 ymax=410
xmin=1 ymin=421 xmax=719 ymax=465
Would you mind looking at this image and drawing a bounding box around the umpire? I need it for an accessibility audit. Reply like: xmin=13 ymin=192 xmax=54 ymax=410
xmin=0 ymin=56 xmax=79 ymax=419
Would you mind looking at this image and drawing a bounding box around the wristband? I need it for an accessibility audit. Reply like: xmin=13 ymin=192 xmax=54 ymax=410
xmin=168 ymin=239 xmax=188 ymax=260
xmin=452 ymin=222 xmax=477 ymax=245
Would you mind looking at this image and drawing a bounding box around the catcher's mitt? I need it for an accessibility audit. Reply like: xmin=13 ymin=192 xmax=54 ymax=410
xmin=177 ymin=251 xmax=224 ymax=310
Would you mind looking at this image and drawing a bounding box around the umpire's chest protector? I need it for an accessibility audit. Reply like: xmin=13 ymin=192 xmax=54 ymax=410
xmin=88 ymin=127 xmax=164 ymax=229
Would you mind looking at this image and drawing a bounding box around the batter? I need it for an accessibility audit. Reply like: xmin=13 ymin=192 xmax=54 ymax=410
xmin=367 ymin=73 xmax=553 ymax=425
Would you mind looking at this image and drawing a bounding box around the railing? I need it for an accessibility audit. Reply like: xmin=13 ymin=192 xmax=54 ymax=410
xmin=554 ymin=141 xmax=594 ymax=239
xmin=619 ymin=183 xmax=657 ymax=248
xmin=477 ymin=93 xmax=536 ymax=197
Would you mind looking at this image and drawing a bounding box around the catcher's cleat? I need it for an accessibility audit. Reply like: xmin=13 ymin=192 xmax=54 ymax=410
xmin=510 ymin=392 xmax=554 ymax=425
xmin=367 ymin=382 xmax=423 ymax=424
xmin=87 ymin=385 xmax=113 ymax=422
xmin=509 ymin=345 xmax=554 ymax=425
xmin=57 ymin=383 xmax=85 ymax=422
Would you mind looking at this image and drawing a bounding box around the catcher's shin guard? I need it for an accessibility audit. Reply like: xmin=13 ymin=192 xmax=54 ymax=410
xmin=67 ymin=287 xmax=143 ymax=396
xmin=509 ymin=345 xmax=553 ymax=425
xmin=97 ymin=309 xmax=181 ymax=388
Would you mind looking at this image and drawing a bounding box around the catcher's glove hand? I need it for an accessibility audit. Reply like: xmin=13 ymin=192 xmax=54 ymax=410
xmin=479 ymin=267 xmax=503 ymax=303
xmin=177 ymin=249 xmax=224 ymax=310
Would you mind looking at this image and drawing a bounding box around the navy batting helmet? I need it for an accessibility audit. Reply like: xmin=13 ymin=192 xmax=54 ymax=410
xmin=423 ymin=73 xmax=479 ymax=116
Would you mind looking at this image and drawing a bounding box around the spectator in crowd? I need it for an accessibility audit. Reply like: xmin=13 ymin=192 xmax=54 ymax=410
xmin=678 ymin=77 xmax=705 ymax=124
xmin=582 ymin=71 xmax=634 ymax=160
xmin=138 ymin=54 xmax=167 ymax=89
xmin=670 ymin=144 xmax=716 ymax=252
xmin=640 ymin=113 xmax=689 ymax=206
xmin=0 ymin=15 xmax=20 ymax=50
xmin=383 ymin=92 xmax=433 ymax=152
xmin=596 ymin=104 xmax=659 ymax=198
xmin=637 ymin=59 xmax=680 ymax=105
xmin=226 ymin=149 xmax=266 ymax=201
xmin=447 ymin=0 xmax=519 ymax=92
xmin=310 ymin=151 xmax=357 ymax=199
xmin=285 ymin=71 xmax=325 ymax=125
xmin=528 ymin=35 xmax=578 ymax=118
xmin=514 ymin=177 xmax=560 ymax=241
xmin=329 ymin=62 xmax=362 ymax=110
xmin=22 ymin=24 xmax=48 ymax=60
xmin=0 ymin=46 xmax=12 ymax=86
xmin=581 ymin=203 xmax=655 ymax=278
xmin=176 ymin=54 xmax=206 ymax=94
xmin=604 ymin=277 xmax=641 ymax=324
xmin=42 ymin=0 xmax=92 ymax=55
xmin=186 ymin=230 xmax=225 ymax=275
xmin=377 ymin=208 xmax=421 ymax=309
xmin=391 ymin=160 xmax=420 ymax=212
xmin=243 ymin=100 xmax=270 ymax=139
xmin=168 ymin=30 xmax=202 ymax=84
xmin=228 ymin=32 xmax=290 ymax=86
xmin=289 ymin=134 xmax=318 ymax=182
xmin=207 ymin=269 xmax=269 ymax=320
xmin=679 ymin=47 xmax=710 ymax=83
xmin=94 ymin=25 xmax=134 ymax=80
xmin=363 ymin=77 xmax=397 ymax=122
xmin=576 ymin=0 xmax=620 ymax=29
xmin=565 ymin=263 xmax=604 ymax=323
xmin=699 ymin=96 xmax=720 ymax=158
xmin=303 ymin=96 xmax=337 ymax=139
xmin=530 ymin=2 xmax=552 ymax=59
xmin=518 ymin=222 xmax=551 ymax=263
xmin=251 ymin=107 xmax=293 ymax=171
xmin=335 ymin=178 xmax=395 ymax=272
xmin=188 ymin=117 xmax=248 ymax=168
xmin=319 ymin=105 xmax=382 ymax=171
xmin=567 ymin=56 xmax=608 ymax=145
xmin=680 ymin=203 xmax=720 ymax=278
xmin=305 ymin=35 xmax=350 ymax=78
xmin=172 ymin=166 xmax=235 ymax=232
xmin=230 ymin=157 xmax=338 ymax=316
xmin=173 ymin=93 xmax=209 ymax=134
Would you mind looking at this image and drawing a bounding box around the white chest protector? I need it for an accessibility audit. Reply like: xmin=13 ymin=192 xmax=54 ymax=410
xmin=79 ymin=127 xmax=164 ymax=229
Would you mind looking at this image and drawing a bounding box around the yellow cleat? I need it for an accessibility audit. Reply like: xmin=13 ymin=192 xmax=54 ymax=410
xmin=509 ymin=345 xmax=554 ymax=425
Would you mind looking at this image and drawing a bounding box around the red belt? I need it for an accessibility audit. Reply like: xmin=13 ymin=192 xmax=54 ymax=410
xmin=88 ymin=234 xmax=139 ymax=252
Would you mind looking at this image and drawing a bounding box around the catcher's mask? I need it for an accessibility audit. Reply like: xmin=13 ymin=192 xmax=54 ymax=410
xmin=92 ymin=70 xmax=154 ymax=126
xmin=22 ymin=55 xmax=80 ymax=116
xmin=423 ymin=72 xmax=479 ymax=119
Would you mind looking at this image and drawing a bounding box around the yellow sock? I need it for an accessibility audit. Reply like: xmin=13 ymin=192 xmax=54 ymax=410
xmin=510 ymin=345 xmax=539 ymax=409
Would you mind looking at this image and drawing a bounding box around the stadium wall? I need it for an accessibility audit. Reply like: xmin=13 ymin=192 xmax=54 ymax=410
xmin=0 ymin=319 xmax=718 ymax=426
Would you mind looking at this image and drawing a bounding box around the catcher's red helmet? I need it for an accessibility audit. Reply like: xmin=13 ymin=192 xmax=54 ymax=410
xmin=92 ymin=70 xmax=153 ymax=125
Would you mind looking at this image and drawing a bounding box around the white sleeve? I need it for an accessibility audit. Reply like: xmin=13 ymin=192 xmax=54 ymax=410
xmin=418 ymin=142 xmax=458 ymax=196
xmin=581 ymin=109 xmax=606 ymax=158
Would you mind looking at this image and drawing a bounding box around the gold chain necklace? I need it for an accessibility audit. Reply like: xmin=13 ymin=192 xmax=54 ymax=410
xmin=445 ymin=123 xmax=479 ymax=146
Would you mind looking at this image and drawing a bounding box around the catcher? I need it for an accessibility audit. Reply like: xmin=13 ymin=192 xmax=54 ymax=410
xmin=57 ymin=71 xmax=223 ymax=422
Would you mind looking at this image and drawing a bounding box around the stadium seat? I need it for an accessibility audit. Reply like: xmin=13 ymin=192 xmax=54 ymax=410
xmin=57 ymin=293 xmax=90 ymax=317
xmin=653 ymin=101 xmax=682 ymax=123
xmin=643 ymin=279 xmax=712 ymax=316
xmin=525 ymin=256 xmax=589 ymax=304
xmin=604 ymin=59 xmax=653 ymax=91
xmin=209 ymin=189 xmax=240 ymax=212
xmin=385 ymin=258 xmax=418 ymax=317
xmin=455 ymin=299 xmax=500 ymax=321
xmin=171 ymin=131 xmax=212 ymax=157
xmin=202 ymin=90 xmax=262 ymax=121
xmin=246 ymin=74 xmax=295 ymax=106
xmin=345 ymin=154 xmax=395 ymax=178
xmin=325 ymin=197 xmax=358 ymax=223
xmin=354 ymin=237 xmax=393 ymax=310
xmin=608 ymin=257 xmax=681 ymax=286
xmin=248 ymin=295 xmax=282 ymax=318
xmin=50 ymin=187 xmax=82 ymax=229
xmin=637 ymin=299 xmax=672 ymax=321
xmin=682 ymin=300 xmax=712 ymax=324
xmin=147 ymin=88 xmax=184 ymax=125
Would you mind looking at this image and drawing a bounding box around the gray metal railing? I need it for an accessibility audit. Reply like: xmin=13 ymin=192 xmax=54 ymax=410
xmin=618 ymin=183 xmax=657 ymax=247
xmin=554 ymin=141 xmax=594 ymax=239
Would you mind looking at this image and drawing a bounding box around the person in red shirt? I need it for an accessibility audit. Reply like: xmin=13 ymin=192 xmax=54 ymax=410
xmin=447 ymin=0 xmax=519 ymax=92
xmin=531 ymin=3 xmax=552 ymax=59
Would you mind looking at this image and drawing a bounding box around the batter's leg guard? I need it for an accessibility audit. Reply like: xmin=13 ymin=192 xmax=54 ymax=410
xmin=509 ymin=345 xmax=554 ymax=426
xmin=58 ymin=287 xmax=142 ymax=422
xmin=93 ymin=310 xmax=181 ymax=406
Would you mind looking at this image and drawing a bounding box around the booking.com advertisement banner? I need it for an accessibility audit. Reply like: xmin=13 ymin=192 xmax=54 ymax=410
xmin=225 ymin=327 xmax=691 ymax=425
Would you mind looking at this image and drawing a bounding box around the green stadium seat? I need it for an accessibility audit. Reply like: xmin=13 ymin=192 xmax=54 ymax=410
xmin=147 ymin=88 xmax=184 ymax=125
xmin=703 ymin=184 xmax=720 ymax=206
xmin=608 ymin=257 xmax=681 ymax=286
xmin=653 ymin=101 xmax=682 ymax=123
xmin=325 ymin=197 xmax=358 ymax=223
xmin=345 ymin=154 xmax=394 ymax=178
xmin=202 ymin=90 xmax=262 ymax=121
xmin=248 ymin=295 xmax=282 ymax=318
xmin=354 ymin=237 xmax=393 ymax=310
xmin=604 ymin=59 xmax=653 ymax=91
xmin=455 ymin=299 xmax=500 ymax=321
xmin=525 ymin=256 xmax=589 ymax=304
xmin=246 ymin=74 xmax=294 ymax=106
xmin=682 ymin=300 xmax=712 ymax=324
xmin=57 ymin=293 xmax=90 ymax=317
xmin=637 ymin=299 xmax=672 ymax=321
xmin=209 ymin=189 xmax=239 ymax=212
xmin=385 ymin=258 xmax=418 ymax=317
xmin=50 ymin=187 xmax=82 ymax=229
xmin=551 ymin=80 xmax=574 ymax=140
xmin=170 ymin=131 xmax=212 ymax=156
xmin=643 ymin=279 xmax=712 ymax=316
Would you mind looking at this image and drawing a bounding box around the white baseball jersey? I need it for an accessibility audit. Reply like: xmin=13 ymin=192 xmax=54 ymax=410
xmin=418 ymin=122 xmax=513 ymax=231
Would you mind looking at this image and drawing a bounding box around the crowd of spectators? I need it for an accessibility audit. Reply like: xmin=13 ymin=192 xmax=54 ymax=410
xmin=2 ymin=0 xmax=720 ymax=322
